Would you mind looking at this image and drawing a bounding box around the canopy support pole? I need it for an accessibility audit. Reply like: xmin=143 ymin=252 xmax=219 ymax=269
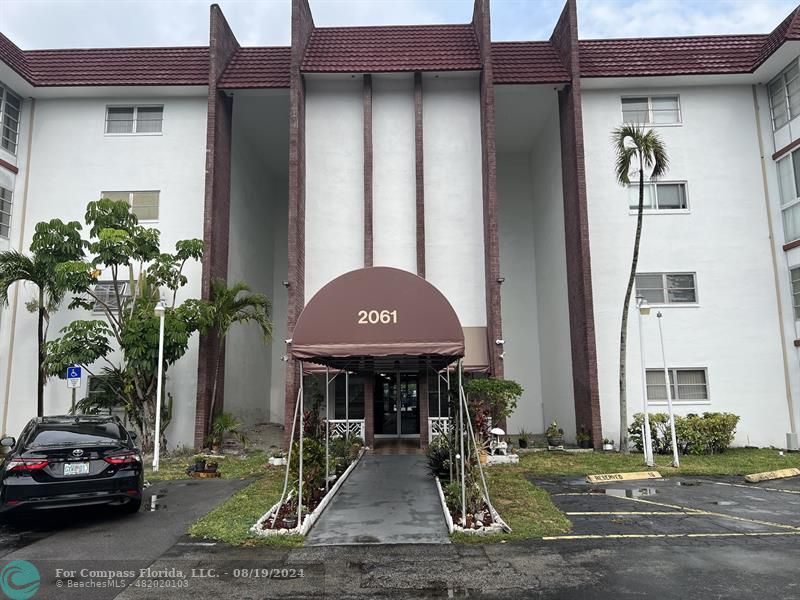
xmin=458 ymin=360 xmax=466 ymax=526
xmin=447 ymin=367 xmax=453 ymax=482
xmin=325 ymin=365 xmax=330 ymax=492
xmin=345 ymin=370 xmax=350 ymax=439
xmin=298 ymin=361 xmax=304 ymax=528
xmin=272 ymin=381 xmax=302 ymax=529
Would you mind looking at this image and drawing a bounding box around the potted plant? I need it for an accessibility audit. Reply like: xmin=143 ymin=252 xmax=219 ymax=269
xmin=603 ymin=438 xmax=615 ymax=451
xmin=206 ymin=460 xmax=219 ymax=473
xmin=517 ymin=428 xmax=529 ymax=449
xmin=545 ymin=420 xmax=564 ymax=447
xmin=576 ymin=426 xmax=592 ymax=449
xmin=206 ymin=412 xmax=248 ymax=454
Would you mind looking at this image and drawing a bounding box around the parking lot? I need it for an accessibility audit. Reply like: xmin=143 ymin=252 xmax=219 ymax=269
xmin=530 ymin=474 xmax=800 ymax=540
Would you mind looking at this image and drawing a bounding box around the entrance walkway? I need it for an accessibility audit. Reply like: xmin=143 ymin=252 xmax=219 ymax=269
xmin=306 ymin=454 xmax=450 ymax=545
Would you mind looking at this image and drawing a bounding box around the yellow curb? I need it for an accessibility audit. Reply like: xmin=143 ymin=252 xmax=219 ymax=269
xmin=743 ymin=467 xmax=800 ymax=483
xmin=586 ymin=471 xmax=662 ymax=484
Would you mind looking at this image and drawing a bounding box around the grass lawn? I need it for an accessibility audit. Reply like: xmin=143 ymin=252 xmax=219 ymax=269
xmin=189 ymin=468 xmax=304 ymax=548
xmin=516 ymin=447 xmax=800 ymax=477
xmin=144 ymin=450 xmax=270 ymax=481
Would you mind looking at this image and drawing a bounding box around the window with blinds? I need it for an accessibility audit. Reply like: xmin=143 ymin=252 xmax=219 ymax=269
xmin=776 ymin=149 xmax=800 ymax=243
xmin=105 ymin=105 xmax=163 ymax=134
xmin=628 ymin=181 xmax=688 ymax=211
xmin=621 ymin=95 xmax=681 ymax=125
xmin=768 ymin=59 xmax=800 ymax=130
xmin=646 ymin=369 xmax=709 ymax=402
xmin=0 ymin=185 xmax=11 ymax=238
xmin=0 ymin=82 xmax=22 ymax=154
xmin=101 ymin=191 xmax=160 ymax=221
xmin=791 ymin=267 xmax=800 ymax=320
xmin=635 ymin=273 xmax=697 ymax=304
xmin=92 ymin=281 xmax=133 ymax=315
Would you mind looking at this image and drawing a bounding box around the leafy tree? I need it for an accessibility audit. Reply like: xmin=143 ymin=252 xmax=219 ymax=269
xmin=0 ymin=220 xmax=84 ymax=415
xmin=463 ymin=377 xmax=523 ymax=426
xmin=612 ymin=124 xmax=669 ymax=452
xmin=205 ymin=279 xmax=272 ymax=431
xmin=45 ymin=199 xmax=209 ymax=452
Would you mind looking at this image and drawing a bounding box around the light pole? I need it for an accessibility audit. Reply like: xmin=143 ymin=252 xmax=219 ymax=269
xmin=637 ymin=297 xmax=654 ymax=467
xmin=152 ymin=301 xmax=166 ymax=472
xmin=656 ymin=311 xmax=680 ymax=468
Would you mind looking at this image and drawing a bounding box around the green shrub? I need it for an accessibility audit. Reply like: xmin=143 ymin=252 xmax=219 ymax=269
xmin=629 ymin=412 xmax=740 ymax=456
xmin=443 ymin=476 xmax=482 ymax=516
xmin=464 ymin=378 xmax=523 ymax=424
xmin=426 ymin=434 xmax=452 ymax=478
xmin=289 ymin=437 xmax=329 ymax=505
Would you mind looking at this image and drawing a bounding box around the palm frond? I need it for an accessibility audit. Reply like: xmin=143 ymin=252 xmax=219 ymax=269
xmin=611 ymin=124 xmax=669 ymax=185
xmin=0 ymin=251 xmax=39 ymax=306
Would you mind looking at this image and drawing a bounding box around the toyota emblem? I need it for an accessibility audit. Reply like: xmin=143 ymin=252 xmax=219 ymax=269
xmin=72 ymin=449 xmax=84 ymax=457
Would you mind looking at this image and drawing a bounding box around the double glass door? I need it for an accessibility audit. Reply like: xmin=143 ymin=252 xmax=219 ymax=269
xmin=374 ymin=373 xmax=419 ymax=436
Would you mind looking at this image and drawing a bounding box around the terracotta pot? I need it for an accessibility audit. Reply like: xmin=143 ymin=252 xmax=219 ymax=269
xmin=479 ymin=451 xmax=489 ymax=465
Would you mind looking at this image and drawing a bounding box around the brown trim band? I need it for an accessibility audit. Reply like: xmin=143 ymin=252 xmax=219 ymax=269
xmin=414 ymin=71 xmax=425 ymax=278
xmin=0 ymin=159 xmax=18 ymax=174
xmin=784 ymin=239 xmax=800 ymax=252
xmin=773 ymin=137 xmax=800 ymax=161
xmin=363 ymin=74 xmax=373 ymax=267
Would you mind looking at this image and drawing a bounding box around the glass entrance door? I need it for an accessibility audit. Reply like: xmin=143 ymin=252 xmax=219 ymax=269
xmin=374 ymin=372 xmax=420 ymax=436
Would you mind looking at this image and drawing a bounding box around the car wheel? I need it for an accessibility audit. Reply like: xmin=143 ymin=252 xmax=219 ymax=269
xmin=121 ymin=497 xmax=142 ymax=514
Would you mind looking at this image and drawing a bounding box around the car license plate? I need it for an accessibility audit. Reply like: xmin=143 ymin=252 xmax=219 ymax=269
xmin=64 ymin=462 xmax=90 ymax=476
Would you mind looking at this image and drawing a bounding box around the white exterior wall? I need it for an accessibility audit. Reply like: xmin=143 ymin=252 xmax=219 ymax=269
xmin=583 ymin=85 xmax=790 ymax=447
xmin=0 ymin=95 xmax=207 ymax=448
xmin=304 ymin=77 xmax=365 ymax=300
xmin=372 ymin=74 xmax=416 ymax=273
xmin=498 ymin=152 xmax=544 ymax=434
xmin=422 ymin=74 xmax=486 ymax=327
xmin=755 ymin=82 xmax=800 ymax=438
xmin=530 ymin=111 xmax=576 ymax=439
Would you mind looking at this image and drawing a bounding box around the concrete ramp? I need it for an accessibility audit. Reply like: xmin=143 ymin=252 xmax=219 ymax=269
xmin=306 ymin=454 xmax=450 ymax=545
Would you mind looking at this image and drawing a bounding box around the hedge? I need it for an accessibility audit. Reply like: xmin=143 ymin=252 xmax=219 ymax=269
xmin=628 ymin=412 xmax=740 ymax=455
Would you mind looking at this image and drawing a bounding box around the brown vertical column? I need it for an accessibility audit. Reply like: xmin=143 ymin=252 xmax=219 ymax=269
xmin=194 ymin=4 xmax=239 ymax=448
xmin=363 ymin=74 xmax=374 ymax=267
xmin=363 ymin=378 xmax=374 ymax=447
xmin=284 ymin=0 xmax=315 ymax=448
xmin=414 ymin=72 xmax=426 ymax=278
xmin=419 ymin=371 xmax=429 ymax=449
xmin=472 ymin=0 xmax=503 ymax=378
xmin=550 ymin=0 xmax=602 ymax=448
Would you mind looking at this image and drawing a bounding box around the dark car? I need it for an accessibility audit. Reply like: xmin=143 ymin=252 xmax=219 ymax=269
xmin=0 ymin=415 xmax=143 ymax=515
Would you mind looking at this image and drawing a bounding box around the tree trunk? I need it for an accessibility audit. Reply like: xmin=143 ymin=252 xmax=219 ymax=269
xmin=619 ymin=163 xmax=646 ymax=452
xmin=37 ymin=289 xmax=45 ymax=417
xmin=207 ymin=334 xmax=225 ymax=435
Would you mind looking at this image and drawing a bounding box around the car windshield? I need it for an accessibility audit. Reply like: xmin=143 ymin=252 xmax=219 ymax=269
xmin=27 ymin=423 xmax=126 ymax=448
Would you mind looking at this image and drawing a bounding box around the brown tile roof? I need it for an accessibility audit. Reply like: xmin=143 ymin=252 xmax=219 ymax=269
xmin=218 ymin=47 xmax=291 ymax=88
xmin=491 ymin=41 xmax=568 ymax=83
xmin=301 ymin=24 xmax=480 ymax=73
xmin=755 ymin=6 xmax=800 ymax=68
xmin=0 ymin=33 xmax=34 ymax=83
xmin=24 ymin=46 xmax=209 ymax=87
xmin=578 ymin=34 xmax=768 ymax=78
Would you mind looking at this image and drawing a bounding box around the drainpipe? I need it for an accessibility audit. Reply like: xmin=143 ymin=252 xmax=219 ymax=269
xmin=751 ymin=85 xmax=798 ymax=439
xmin=1 ymin=98 xmax=35 ymax=437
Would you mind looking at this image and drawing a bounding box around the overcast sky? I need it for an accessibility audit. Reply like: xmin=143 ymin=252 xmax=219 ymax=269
xmin=0 ymin=0 xmax=797 ymax=49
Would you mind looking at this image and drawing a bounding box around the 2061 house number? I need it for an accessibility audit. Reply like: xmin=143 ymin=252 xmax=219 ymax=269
xmin=357 ymin=309 xmax=398 ymax=324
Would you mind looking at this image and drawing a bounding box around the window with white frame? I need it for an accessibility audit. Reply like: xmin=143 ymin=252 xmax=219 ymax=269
xmin=635 ymin=272 xmax=697 ymax=304
xmin=646 ymin=368 xmax=709 ymax=402
xmin=768 ymin=59 xmax=800 ymax=130
xmin=628 ymin=181 xmax=688 ymax=211
xmin=1 ymin=82 xmax=22 ymax=154
xmin=791 ymin=267 xmax=800 ymax=320
xmin=105 ymin=105 xmax=163 ymax=134
xmin=775 ymin=149 xmax=800 ymax=243
xmin=0 ymin=185 xmax=11 ymax=238
xmin=621 ymin=95 xmax=681 ymax=125
xmin=101 ymin=190 xmax=160 ymax=221
xmin=92 ymin=281 xmax=133 ymax=315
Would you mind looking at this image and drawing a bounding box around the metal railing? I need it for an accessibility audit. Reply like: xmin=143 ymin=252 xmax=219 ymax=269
xmin=328 ymin=419 xmax=365 ymax=440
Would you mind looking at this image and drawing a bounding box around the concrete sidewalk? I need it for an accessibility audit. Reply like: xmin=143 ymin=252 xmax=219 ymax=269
xmin=306 ymin=454 xmax=449 ymax=545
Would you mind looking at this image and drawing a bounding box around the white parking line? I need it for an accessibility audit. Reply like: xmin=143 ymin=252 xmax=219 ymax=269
xmin=565 ymin=511 xmax=709 ymax=516
xmin=543 ymin=531 xmax=800 ymax=541
xmin=705 ymin=480 xmax=800 ymax=495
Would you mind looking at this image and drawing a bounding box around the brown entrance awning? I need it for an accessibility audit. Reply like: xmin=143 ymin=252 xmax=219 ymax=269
xmin=291 ymin=267 xmax=465 ymax=371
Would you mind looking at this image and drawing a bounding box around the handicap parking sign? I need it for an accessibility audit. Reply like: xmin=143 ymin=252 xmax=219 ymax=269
xmin=66 ymin=366 xmax=82 ymax=389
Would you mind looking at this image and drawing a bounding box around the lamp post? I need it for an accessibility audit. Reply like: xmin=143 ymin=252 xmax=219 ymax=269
xmin=637 ymin=297 xmax=654 ymax=467
xmin=656 ymin=311 xmax=680 ymax=468
xmin=152 ymin=301 xmax=166 ymax=472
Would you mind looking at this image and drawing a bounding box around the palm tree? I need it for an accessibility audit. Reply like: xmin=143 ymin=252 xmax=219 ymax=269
xmin=612 ymin=124 xmax=669 ymax=453
xmin=206 ymin=279 xmax=272 ymax=432
xmin=0 ymin=220 xmax=83 ymax=417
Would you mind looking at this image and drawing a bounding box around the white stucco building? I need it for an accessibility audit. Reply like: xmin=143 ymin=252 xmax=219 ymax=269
xmin=0 ymin=0 xmax=798 ymax=451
